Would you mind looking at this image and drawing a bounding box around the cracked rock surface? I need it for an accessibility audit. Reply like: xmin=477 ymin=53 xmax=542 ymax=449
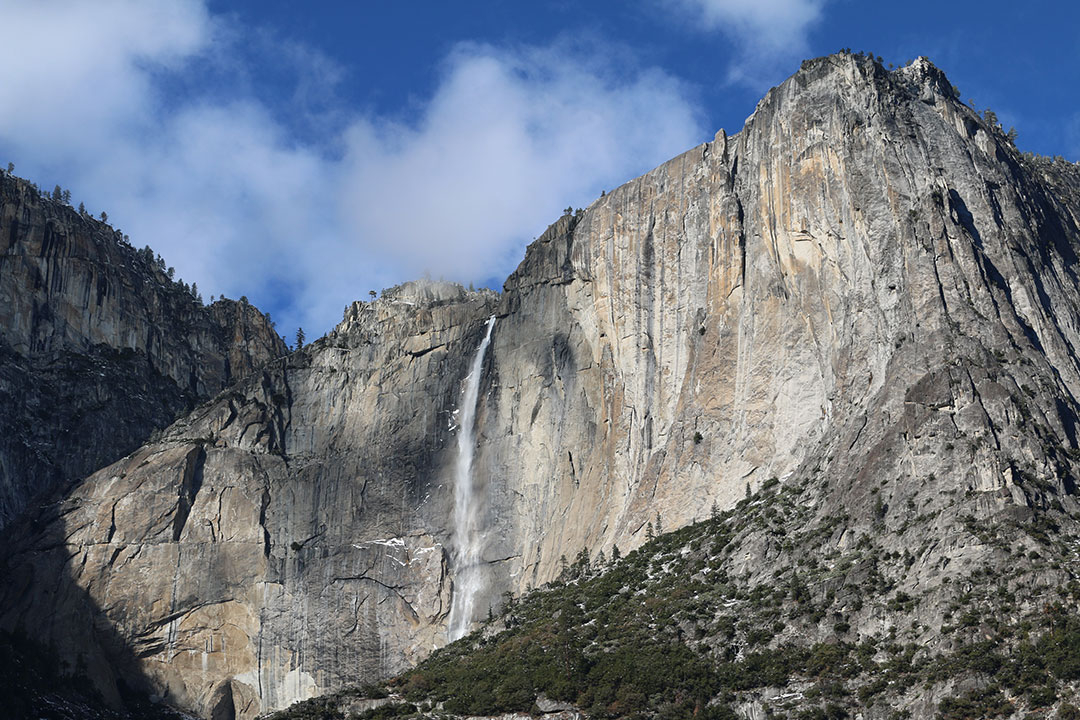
xmin=2 ymin=281 xmax=497 ymax=718
xmin=4 ymin=53 xmax=1080 ymax=719
xmin=0 ymin=174 xmax=287 ymax=529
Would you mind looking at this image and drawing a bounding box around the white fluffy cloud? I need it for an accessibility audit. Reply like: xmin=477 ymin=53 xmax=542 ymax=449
xmin=662 ymin=0 xmax=826 ymax=83
xmin=332 ymin=43 xmax=702 ymax=317
xmin=0 ymin=0 xmax=211 ymax=158
xmin=0 ymin=2 xmax=703 ymax=336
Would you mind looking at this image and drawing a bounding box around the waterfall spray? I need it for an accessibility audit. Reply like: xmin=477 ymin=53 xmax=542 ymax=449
xmin=447 ymin=316 xmax=496 ymax=641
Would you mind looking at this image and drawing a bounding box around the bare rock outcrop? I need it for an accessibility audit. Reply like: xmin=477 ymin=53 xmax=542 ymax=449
xmin=4 ymin=53 xmax=1080 ymax=719
xmin=2 ymin=281 xmax=499 ymax=717
xmin=0 ymin=174 xmax=287 ymax=527
xmin=482 ymin=53 xmax=1080 ymax=589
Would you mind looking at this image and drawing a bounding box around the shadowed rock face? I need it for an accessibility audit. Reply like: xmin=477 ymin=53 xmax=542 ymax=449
xmin=4 ymin=53 xmax=1080 ymax=718
xmin=0 ymin=175 xmax=288 ymax=528
xmin=1 ymin=281 xmax=500 ymax=717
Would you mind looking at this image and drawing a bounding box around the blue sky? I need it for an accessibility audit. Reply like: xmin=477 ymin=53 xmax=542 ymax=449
xmin=1 ymin=1 xmax=1078 ymax=339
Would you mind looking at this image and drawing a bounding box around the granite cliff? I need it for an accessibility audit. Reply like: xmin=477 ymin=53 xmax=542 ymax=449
xmin=0 ymin=174 xmax=288 ymax=530
xmin=5 ymin=52 xmax=1080 ymax=719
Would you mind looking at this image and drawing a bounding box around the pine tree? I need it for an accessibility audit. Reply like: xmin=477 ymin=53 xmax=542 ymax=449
xmin=295 ymin=327 xmax=306 ymax=349
xmin=655 ymin=511 xmax=663 ymax=535
xmin=574 ymin=547 xmax=590 ymax=576
xmin=99 ymin=211 xmax=108 ymax=223
xmin=78 ymin=202 xmax=85 ymax=215
xmin=612 ymin=545 xmax=621 ymax=562
xmin=52 ymin=185 xmax=62 ymax=201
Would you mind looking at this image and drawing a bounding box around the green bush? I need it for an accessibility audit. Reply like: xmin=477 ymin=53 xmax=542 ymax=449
xmin=938 ymin=686 xmax=1013 ymax=719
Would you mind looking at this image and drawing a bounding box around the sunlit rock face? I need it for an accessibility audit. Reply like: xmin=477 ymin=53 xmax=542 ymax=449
xmin=0 ymin=174 xmax=287 ymax=529
xmin=480 ymin=54 xmax=1080 ymax=594
xmin=5 ymin=53 xmax=1080 ymax=719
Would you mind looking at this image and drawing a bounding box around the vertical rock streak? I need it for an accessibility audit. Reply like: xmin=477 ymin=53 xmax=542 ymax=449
xmin=448 ymin=316 xmax=496 ymax=641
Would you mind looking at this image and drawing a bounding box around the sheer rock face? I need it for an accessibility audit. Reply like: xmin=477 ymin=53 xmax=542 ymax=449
xmin=482 ymin=55 xmax=1080 ymax=594
xmin=0 ymin=175 xmax=287 ymax=527
xmin=5 ymin=54 xmax=1080 ymax=718
xmin=1 ymin=281 xmax=499 ymax=717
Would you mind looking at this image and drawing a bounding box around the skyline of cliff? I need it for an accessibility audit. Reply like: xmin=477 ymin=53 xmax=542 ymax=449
xmin=2 ymin=1 xmax=1078 ymax=340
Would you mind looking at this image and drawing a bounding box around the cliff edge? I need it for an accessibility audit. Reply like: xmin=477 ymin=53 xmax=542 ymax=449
xmin=0 ymin=172 xmax=288 ymax=528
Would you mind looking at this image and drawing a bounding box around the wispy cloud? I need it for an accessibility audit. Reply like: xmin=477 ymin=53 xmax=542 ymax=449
xmin=660 ymin=0 xmax=827 ymax=84
xmin=0 ymin=2 xmax=704 ymax=337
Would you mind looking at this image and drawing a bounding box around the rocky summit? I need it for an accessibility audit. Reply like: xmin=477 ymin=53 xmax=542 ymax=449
xmin=4 ymin=51 xmax=1080 ymax=720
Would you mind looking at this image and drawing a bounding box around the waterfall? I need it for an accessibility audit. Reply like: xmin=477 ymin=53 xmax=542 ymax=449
xmin=447 ymin=316 xmax=496 ymax=641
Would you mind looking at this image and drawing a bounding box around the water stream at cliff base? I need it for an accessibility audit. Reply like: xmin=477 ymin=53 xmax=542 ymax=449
xmin=447 ymin=315 xmax=496 ymax=641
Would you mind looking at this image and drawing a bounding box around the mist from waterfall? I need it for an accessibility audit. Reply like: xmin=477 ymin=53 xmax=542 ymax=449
xmin=447 ymin=315 xmax=496 ymax=641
